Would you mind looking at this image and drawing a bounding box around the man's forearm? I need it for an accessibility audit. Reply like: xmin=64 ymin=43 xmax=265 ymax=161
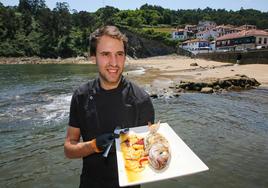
xmin=64 ymin=139 xmax=101 ymax=159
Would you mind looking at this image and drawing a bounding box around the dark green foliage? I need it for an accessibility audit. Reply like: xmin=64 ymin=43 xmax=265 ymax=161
xmin=0 ymin=2 xmax=267 ymax=58
xmin=125 ymin=26 xmax=178 ymax=47
xmin=95 ymin=6 xmax=119 ymax=26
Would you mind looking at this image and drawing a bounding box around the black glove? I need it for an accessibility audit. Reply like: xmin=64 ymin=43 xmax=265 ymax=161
xmin=95 ymin=133 xmax=115 ymax=151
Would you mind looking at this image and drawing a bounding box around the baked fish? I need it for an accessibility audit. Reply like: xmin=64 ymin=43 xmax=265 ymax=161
xmin=144 ymin=121 xmax=170 ymax=170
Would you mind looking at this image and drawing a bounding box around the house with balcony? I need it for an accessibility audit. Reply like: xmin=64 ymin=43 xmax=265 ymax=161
xmin=216 ymin=29 xmax=268 ymax=51
xmin=172 ymin=28 xmax=195 ymax=41
xmin=215 ymin=25 xmax=241 ymax=37
xmin=181 ymin=38 xmax=211 ymax=54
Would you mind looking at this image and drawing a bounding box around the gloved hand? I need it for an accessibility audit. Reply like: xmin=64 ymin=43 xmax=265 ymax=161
xmin=95 ymin=133 xmax=116 ymax=151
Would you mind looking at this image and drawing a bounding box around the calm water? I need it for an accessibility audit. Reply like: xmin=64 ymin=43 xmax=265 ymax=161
xmin=0 ymin=64 xmax=267 ymax=188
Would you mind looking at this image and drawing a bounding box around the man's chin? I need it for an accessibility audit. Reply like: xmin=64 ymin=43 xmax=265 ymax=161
xmin=108 ymin=73 xmax=122 ymax=81
xmin=100 ymin=74 xmax=122 ymax=87
xmin=108 ymin=77 xmax=121 ymax=84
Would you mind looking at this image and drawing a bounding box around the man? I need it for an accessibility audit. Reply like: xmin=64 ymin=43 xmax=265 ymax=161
xmin=64 ymin=25 xmax=155 ymax=188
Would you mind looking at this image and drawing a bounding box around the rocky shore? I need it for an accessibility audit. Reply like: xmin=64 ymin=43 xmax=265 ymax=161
xmin=148 ymin=74 xmax=261 ymax=98
xmin=170 ymin=74 xmax=260 ymax=94
xmin=0 ymin=56 xmax=90 ymax=64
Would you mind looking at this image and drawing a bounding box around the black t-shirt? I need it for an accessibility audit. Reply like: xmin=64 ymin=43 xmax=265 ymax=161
xmin=68 ymin=77 xmax=154 ymax=188
xmin=96 ymin=80 xmax=126 ymax=133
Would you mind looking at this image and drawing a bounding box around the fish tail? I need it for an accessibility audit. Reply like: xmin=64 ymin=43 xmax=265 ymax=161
xmin=148 ymin=120 xmax=161 ymax=134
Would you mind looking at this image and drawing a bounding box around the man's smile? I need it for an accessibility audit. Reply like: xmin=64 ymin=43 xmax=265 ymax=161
xmin=107 ymin=68 xmax=119 ymax=73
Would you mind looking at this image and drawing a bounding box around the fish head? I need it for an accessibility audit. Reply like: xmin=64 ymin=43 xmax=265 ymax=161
xmin=148 ymin=143 xmax=170 ymax=170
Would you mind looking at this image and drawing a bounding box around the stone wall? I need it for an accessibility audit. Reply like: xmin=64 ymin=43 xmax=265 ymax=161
xmin=195 ymin=49 xmax=268 ymax=64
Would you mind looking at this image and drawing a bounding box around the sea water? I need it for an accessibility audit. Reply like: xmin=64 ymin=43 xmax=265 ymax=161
xmin=0 ymin=64 xmax=267 ymax=188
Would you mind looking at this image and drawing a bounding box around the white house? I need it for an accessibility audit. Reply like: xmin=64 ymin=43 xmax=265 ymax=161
xmin=215 ymin=25 xmax=241 ymax=37
xmin=210 ymin=41 xmax=216 ymax=51
xmin=181 ymin=38 xmax=211 ymax=54
xmin=172 ymin=29 xmax=194 ymax=40
xmin=172 ymin=29 xmax=186 ymax=40
xmin=197 ymin=20 xmax=217 ymax=32
xmin=196 ymin=29 xmax=218 ymax=40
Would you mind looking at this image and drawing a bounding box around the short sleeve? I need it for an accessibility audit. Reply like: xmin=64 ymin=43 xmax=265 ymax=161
xmin=68 ymin=91 xmax=80 ymax=128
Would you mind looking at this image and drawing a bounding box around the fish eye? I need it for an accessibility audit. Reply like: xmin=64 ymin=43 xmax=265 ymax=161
xmin=161 ymin=151 xmax=167 ymax=156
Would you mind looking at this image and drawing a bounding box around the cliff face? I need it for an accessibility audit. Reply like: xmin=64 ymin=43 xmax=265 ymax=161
xmin=121 ymin=28 xmax=176 ymax=58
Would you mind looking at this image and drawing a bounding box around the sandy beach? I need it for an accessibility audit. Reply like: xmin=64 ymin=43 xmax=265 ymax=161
xmin=125 ymin=55 xmax=268 ymax=87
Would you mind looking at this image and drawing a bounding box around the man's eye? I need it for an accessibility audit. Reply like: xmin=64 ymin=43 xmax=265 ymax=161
xmin=117 ymin=53 xmax=124 ymax=56
xmin=102 ymin=53 xmax=109 ymax=56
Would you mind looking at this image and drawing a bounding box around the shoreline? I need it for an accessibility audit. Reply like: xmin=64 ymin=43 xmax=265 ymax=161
xmin=1 ymin=55 xmax=268 ymax=88
xmin=125 ymin=55 xmax=268 ymax=88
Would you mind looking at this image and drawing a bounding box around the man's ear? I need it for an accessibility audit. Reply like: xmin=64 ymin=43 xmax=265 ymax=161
xmin=90 ymin=56 xmax=96 ymax=64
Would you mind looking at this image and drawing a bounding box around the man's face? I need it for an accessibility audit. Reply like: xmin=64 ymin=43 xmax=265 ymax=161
xmin=92 ymin=35 xmax=126 ymax=90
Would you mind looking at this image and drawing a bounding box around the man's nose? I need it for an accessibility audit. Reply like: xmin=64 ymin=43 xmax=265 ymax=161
xmin=109 ymin=54 xmax=117 ymax=66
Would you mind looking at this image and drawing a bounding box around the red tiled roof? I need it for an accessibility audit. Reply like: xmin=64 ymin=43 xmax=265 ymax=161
xmin=216 ymin=29 xmax=268 ymax=41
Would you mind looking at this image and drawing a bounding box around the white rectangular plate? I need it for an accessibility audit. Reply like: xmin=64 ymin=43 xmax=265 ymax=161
xmin=115 ymin=123 xmax=209 ymax=187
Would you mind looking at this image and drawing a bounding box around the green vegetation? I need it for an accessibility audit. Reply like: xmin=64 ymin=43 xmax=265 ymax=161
xmin=125 ymin=26 xmax=178 ymax=47
xmin=0 ymin=1 xmax=267 ymax=58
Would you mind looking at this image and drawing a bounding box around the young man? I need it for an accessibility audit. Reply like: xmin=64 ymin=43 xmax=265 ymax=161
xmin=64 ymin=26 xmax=155 ymax=188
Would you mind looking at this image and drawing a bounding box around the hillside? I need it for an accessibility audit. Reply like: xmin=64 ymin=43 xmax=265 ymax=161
xmin=0 ymin=1 xmax=267 ymax=58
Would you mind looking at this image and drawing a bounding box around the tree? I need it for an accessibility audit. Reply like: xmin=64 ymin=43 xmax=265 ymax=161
xmin=1 ymin=8 xmax=17 ymax=39
xmin=141 ymin=9 xmax=161 ymax=25
xmin=162 ymin=10 xmax=172 ymax=25
xmin=53 ymin=2 xmax=71 ymax=37
xmin=31 ymin=0 xmax=46 ymax=15
xmin=95 ymin=6 xmax=119 ymax=25
xmin=72 ymin=11 xmax=96 ymax=30
xmin=18 ymin=0 xmax=31 ymax=13
xmin=18 ymin=0 xmax=46 ymax=14
xmin=21 ymin=11 xmax=32 ymax=35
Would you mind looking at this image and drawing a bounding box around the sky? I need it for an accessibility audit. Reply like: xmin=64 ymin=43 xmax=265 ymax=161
xmin=2 ymin=0 xmax=268 ymax=12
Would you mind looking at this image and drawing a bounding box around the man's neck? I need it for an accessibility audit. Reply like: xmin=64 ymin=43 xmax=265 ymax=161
xmin=99 ymin=77 xmax=122 ymax=90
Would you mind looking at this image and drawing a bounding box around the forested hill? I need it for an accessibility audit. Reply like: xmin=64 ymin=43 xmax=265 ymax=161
xmin=1 ymin=1 xmax=268 ymax=58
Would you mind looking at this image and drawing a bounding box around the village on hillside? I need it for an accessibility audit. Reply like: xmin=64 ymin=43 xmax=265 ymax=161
xmin=171 ymin=21 xmax=268 ymax=54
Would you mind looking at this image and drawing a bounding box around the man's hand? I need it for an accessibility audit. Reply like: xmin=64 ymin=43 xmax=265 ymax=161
xmin=96 ymin=133 xmax=117 ymax=151
xmin=64 ymin=126 xmax=100 ymax=158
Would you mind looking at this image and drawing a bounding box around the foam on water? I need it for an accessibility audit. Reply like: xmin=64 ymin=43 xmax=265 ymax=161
xmin=125 ymin=67 xmax=146 ymax=75
xmin=40 ymin=94 xmax=72 ymax=123
xmin=0 ymin=93 xmax=72 ymax=129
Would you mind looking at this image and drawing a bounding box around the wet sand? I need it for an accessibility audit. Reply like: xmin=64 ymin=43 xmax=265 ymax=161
xmin=125 ymin=55 xmax=268 ymax=87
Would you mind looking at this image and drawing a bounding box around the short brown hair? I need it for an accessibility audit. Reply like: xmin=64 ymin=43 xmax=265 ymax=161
xmin=89 ymin=25 xmax=128 ymax=56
